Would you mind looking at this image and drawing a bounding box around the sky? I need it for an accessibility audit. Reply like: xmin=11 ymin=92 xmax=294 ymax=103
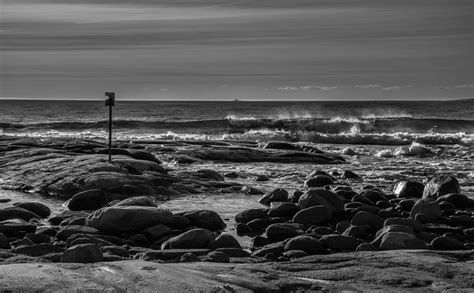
xmin=1 ymin=0 xmax=473 ymax=100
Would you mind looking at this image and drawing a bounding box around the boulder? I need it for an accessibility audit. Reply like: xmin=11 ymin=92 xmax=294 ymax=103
xmin=410 ymin=199 xmax=441 ymax=221
xmin=384 ymin=217 xmax=423 ymax=232
xmin=114 ymin=196 xmax=156 ymax=207
xmin=162 ymin=228 xmax=215 ymax=250
xmin=13 ymin=202 xmax=51 ymax=218
xmin=436 ymin=193 xmax=474 ymax=209
xmin=267 ymin=202 xmax=300 ymax=218
xmin=143 ymin=224 xmax=173 ymax=240
xmin=213 ymin=234 xmax=241 ymax=249
xmin=292 ymin=205 xmax=333 ymax=226
xmin=203 ymin=251 xmax=229 ymax=263
xmin=356 ymin=243 xmax=377 ymax=251
xmin=259 ymin=188 xmax=289 ymax=205
xmin=342 ymin=171 xmax=360 ymax=180
xmin=0 ymin=207 xmax=41 ymax=221
xmin=379 ymin=232 xmax=427 ymax=250
xmin=298 ymin=188 xmax=344 ymax=212
xmin=265 ymin=223 xmax=304 ymax=242
xmin=351 ymin=211 xmax=384 ymax=232
xmin=251 ymin=241 xmax=285 ymax=257
xmin=24 ymin=233 xmax=51 ymax=244
xmin=181 ymin=210 xmax=226 ymax=231
xmin=0 ymin=233 xmax=10 ymax=249
xmin=66 ymin=189 xmax=107 ymax=211
xmin=320 ymin=234 xmax=364 ymax=252
xmin=14 ymin=243 xmax=64 ymax=257
xmin=235 ymin=208 xmax=268 ymax=224
xmin=393 ymin=181 xmax=424 ymax=198
xmin=214 ymin=248 xmax=250 ymax=258
xmin=342 ymin=225 xmax=369 ymax=240
xmin=196 ymin=169 xmax=225 ymax=181
xmin=241 ymin=186 xmax=264 ymax=195
xmin=284 ymin=236 xmax=324 ymax=255
xmin=61 ymin=244 xmax=103 ymax=263
xmin=85 ymin=206 xmax=173 ymax=232
xmin=304 ymin=175 xmax=334 ymax=188
xmin=56 ymin=225 xmax=101 ymax=240
xmin=431 ymin=236 xmax=465 ymax=250
xmin=423 ymin=175 xmax=461 ymax=199
xmin=101 ymin=245 xmax=129 ymax=258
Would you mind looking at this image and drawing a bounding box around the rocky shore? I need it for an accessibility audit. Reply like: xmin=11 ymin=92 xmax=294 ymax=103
xmin=1 ymin=136 xmax=473 ymax=291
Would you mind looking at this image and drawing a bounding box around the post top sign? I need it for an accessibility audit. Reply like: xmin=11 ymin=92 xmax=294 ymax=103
xmin=105 ymin=92 xmax=115 ymax=106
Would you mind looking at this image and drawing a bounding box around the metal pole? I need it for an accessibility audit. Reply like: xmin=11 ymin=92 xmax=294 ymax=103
xmin=108 ymin=104 xmax=112 ymax=162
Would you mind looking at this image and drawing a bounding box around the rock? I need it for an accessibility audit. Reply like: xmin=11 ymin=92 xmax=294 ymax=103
xmin=250 ymin=236 xmax=271 ymax=249
xmin=61 ymin=244 xmax=103 ymax=263
xmin=56 ymin=225 xmax=101 ymax=240
xmin=179 ymin=253 xmax=201 ymax=262
xmin=431 ymin=236 xmax=465 ymax=250
xmin=49 ymin=211 xmax=91 ymax=226
xmin=342 ymin=226 xmax=369 ymax=240
xmin=101 ymin=246 xmax=129 ymax=258
xmin=341 ymin=147 xmax=358 ymax=156
xmin=265 ymin=223 xmax=304 ymax=242
xmin=251 ymin=241 xmax=285 ymax=257
xmin=449 ymin=215 xmax=474 ymax=228
xmin=263 ymin=141 xmax=299 ymax=150
xmin=196 ymin=169 xmax=225 ymax=181
xmin=234 ymin=208 xmax=268 ymax=224
xmin=114 ymin=196 xmax=156 ymax=207
xmin=255 ymin=175 xmax=269 ymax=181
xmin=393 ymin=181 xmax=424 ymax=198
xmin=223 ymin=172 xmax=239 ymax=179
xmin=321 ymin=234 xmax=364 ymax=252
xmin=66 ymin=189 xmax=107 ymax=211
xmin=143 ymin=224 xmax=173 ymax=241
xmin=351 ymin=211 xmax=384 ymax=232
xmin=423 ymin=175 xmax=461 ymax=199
xmin=379 ymin=232 xmax=427 ymax=250
xmin=213 ymin=234 xmax=241 ymax=249
xmin=14 ymin=243 xmax=64 ymax=256
xmin=60 ymin=217 xmax=86 ymax=226
xmin=292 ymin=205 xmax=333 ymax=226
xmin=181 ymin=210 xmax=226 ymax=231
xmin=258 ymin=188 xmax=289 ymax=205
xmin=162 ymin=228 xmax=215 ymax=250
xmin=289 ymin=190 xmax=304 ymax=203
xmin=203 ymin=251 xmax=229 ymax=263
xmin=85 ymin=206 xmax=173 ymax=232
xmin=267 ymin=202 xmax=300 ymax=218
xmin=464 ymin=228 xmax=474 ymax=241
xmin=308 ymin=226 xmax=335 ymax=236
xmin=169 ymin=215 xmax=191 ymax=230
xmin=247 ymin=218 xmax=281 ymax=232
xmin=13 ymin=202 xmax=51 ymax=218
xmin=236 ymin=223 xmax=250 ymax=235
xmin=0 ymin=207 xmax=41 ymax=221
xmin=10 ymin=238 xmax=35 ymax=248
xmin=284 ymin=250 xmax=308 ymax=258
xmin=398 ymin=199 xmax=416 ymax=211
xmin=214 ymin=248 xmax=250 ymax=258
xmin=356 ymin=243 xmax=377 ymax=251
xmin=436 ymin=193 xmax=474 ymax=209
xmin=342 ymin=171 xmax=360 ymax=180
xmin=410 ymin=199 xmax=441 ymax=221
xmin=298 ymin=188 xmax=344 ymax=212
xmin=0 ymin=220 xmax=37 ymax=237
xmin=384 ymin=217 xmax=423 ymax=233
xmin=304 ymin=175 xmax=334 ymax=188
xmin=139 ymin=249 xmax=210 ymax=261
xmin=241 ymin=186 xmax=264 ymax=195
xmin=127 ymin=150 xmax=161 ymax=164
xmin=359 ymin=190 xmax=387 ymax=203
xmin=0 ymin=233 xmax=10 ymax=249
xmin=336 ymin=221 xmax=351 ymax=233
xmin=24 ymin=233 xmax=51 ymax=244
xmin=284 ymin=236 xmax=324 ymax=255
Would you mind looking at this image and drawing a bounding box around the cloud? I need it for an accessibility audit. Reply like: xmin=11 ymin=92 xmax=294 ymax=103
xmin=355 ymin=84 xmax=381 ymax=88
xmin=278 ymin=85 xmax=338 ymax=91
xmin=450 ymin=84 xmax=474 ymax=89
xmin=382 ymin=86 xmax=402 ymax=91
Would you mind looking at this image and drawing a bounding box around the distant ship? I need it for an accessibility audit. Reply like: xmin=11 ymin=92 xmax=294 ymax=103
xmin=233 ymin=98 xmax=241 ymax=102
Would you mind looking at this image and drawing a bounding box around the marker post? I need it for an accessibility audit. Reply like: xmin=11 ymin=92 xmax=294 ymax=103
xmin=105 ymin=92 xmax=115 ymax=162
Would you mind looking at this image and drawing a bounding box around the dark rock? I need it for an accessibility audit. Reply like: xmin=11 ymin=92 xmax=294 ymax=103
xmin=179 ymin=253 xmax=201 ymax=262
xmin=266 ymin=223 xmax=304 ymax=242
xmin=196 ymin=169 xmax=225 ymax=181
xmin=223 ymin=172 xmax=239 ymax=179
xmin=356 ymin=243 xmax=377 ymax=251
xmin=101 ymin=245 xmax=129 ymax=258
xmin=342 ymin=225 xmax=369 ymax=240
xmin=342 ymin=171 xmax=360 ymax=180
xmin=241 ymin=186 xmax=264 ymax=195
xmin=169 ymin=215 xmax=191 ymax=230
xmin=255 ymin=175 xmax=269 ymax=181
xmin=61 ymin=243 xmax=103 ymax=263
xmin=384 ymin=217 xmax=423 ymax=232
xmin=214 ymin=248 xmax=250 ymax=258
xmin=259 ymin=188 xmax=289 ymax=205
xmin=182 ymin=210 xmax=226 ymax=231
xmin=336 ymin=221 xmax=351 ymax=233
xmin=284 ymin=250 xmax=308 ymax=258
xmin=114 ymin=196 xmax=156 ymax=207
xmin=49 ymin=211 xmax=91 ymax=226
xmin=247 ymin=218 xmax=280 ymax=232
xmin=235 ymin=208 xmax=268 ymax=224
xmin=250 ymin=236 xmax=271 ymax=249
xmin=436 ymin=193 xmax=474 ymax=209
xmin=359 ymin=190 xmax=387 ymax=204
xmin=449 ymin=215 xmax=474 ymax=228
xmin=13 ymin=202 xmax=51 ymax=218
xmin=143 ymin=224 xmax=173 ymax=241
xmin=393 ymin=181 xmax=424 ymax=198
xmin=263 ymin=141 xmax=299 ymax=150
xmin=85 ymin=206 xmax=173 ymax=232
xmin=24 ymin=233 xmax=50 ymax=244
xmin=213 ymin=234 xmax=241 ymax=249
xmin=66 ymin=189 xmax=106 ymax=211
xmin=236 ymin=223 xmax=250 ymax=235
xmin=379 ymin=232 xmax=427 ymax=250
xmin=351 ymin=194 xmax=375 ymax=206
xmin=292 ymin=205 xmax=332 ymax=226
xmin=0 ymin=220 xmax=36 ymax=237
xmin=0 ymin=207 xmax=41 ymax=221
xmin=398 ymin=199 xmax=417 ymax=211
xmin=14 ymin=243 xmax=64 ymax=256
xmin=423 ymin=175 xmax=461 ymax=199
xmin=304 ymin=175 xmax=334 ymax=188
xmin=376 ymin=200 xmax=391 ymax=209
xmin=320 ymin=234 xmax=364 ymax=252
xmin=351 ymin=211 xmax=384 ymax=232
xmin=289 ymin=190 xmax=304 ymax=203
xmin=431 ymin=236 xmax=465 ymax=250
xmin=10 ymin=238 xmax=35 ymax=248
xmin=138 ymin=249 xmax=210 ymax=261
xmin=464 ymin=228 xmax=474 ymax=241
xmin=308 ymin=226 xmax=335 ymax=236
xmin=0 ymin=233 xmax=10 ymax=249
xmin=298 ymin=188 xmax=344 ymax=212
xmin=203 ymin=251 xmax=229 ymax=263
xmin=410 ymin=199 xmax=441 ymax=221
xmin=251 ymin=241 xmax=285 ymax=257
xmin=36 ymin=227 xmax=58 ymax=237
xmin=60 ymin=217 xmax=86 ymax=226
xmin=162 ymin=228 xmax=215 ymax=249
xmin=353 ymin=205 xmax=381 ymax=216
xmin=56 ymin=225 xmax=101 ymax=240
xmin=336 ymin=190 xmax=357 ymax=200
xmin=378 ymin=209 xmax=402 ymax=219
xmin=268 ymin=202 xmax=300 ymax=218
xmin=284 ymin=236 xmax=324 ymax=254
xmin=373 ymin=225 xmax=416 ymax=248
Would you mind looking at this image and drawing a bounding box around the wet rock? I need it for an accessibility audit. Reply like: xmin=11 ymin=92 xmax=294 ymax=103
xmin=393 ymin=181 xmax=424 ymax=198
xmin=162 ymin=228 xmax=215 ymax=250
xmin=195 ymin=169 xmax=225 ymax=181
xmin=0 ymin=207 xmax=41 ymax=221
xmin=431 ymin=236 xmax=465 ymax=250
xmin=235 ymin=208 xmax=268 ymax=224
xmin=292 ymin=205 xmax=333 ymax=226
xmin=321 ymin=234 xmax=364 ymax=252
xmin=336 ymin=221 xmax=351 ymax=233
xmin=179 ymin=252 xmax=201 ymax=262
xmin=143 ymin=224 xmax=173 ymax=241
xmin=351 ymin=211 xmax=384 ymax=232
xmin=298 ymin=188 xmax=344 ymax=213
xmin=85 ymin=206 xmax=173 ymax=232
xmin=214 ymin=248 xmax=250 ymax=258
xmin=203 ymin=251 xmax=229 ymax=263
xmin=101 ymin=246 xmax=129 ymax=258
xmin=66 ymin=189 xmax=106 ymax=211
xmin=0 ymin=233 xmax=10 ymax=249
xmin=342 ymin=171 xmax=360 ymax=180
xmin=114 ymin=196 xmax=156 ymax=207
xmin=423 ymin=175 xmax=461 ymax=199
xmin=284 ymin=250 xmax=308 ymax=258
xmin=241 ymin=186 xmax=264 ymax=195
xmin=436 ymin=193 xmax=474 ymax=209
xmin=384 ymin=217 xmax=423 ymax=233
xmin=13 ymin=202 xmax=51 ymax=218
xmin=356 ymin=243 xmax=377 ymax=251
xmin=181 ymin=210 xmax=226 ymax=231
xmin=24 ymin=233 xmax=51 ymax=244
xmin=56 ymin=225 xmax=101 ymax=240
xmin=14 ymin=243 xmax=64 ymax=257
xmin=304 ymin=175 xmax=334 ymax=188
xmin=379 ymin=232 xmax=427 ymax=250
xmin=267 ymin=202 xmax=300 ymax=218
xmin=127 ymin=150 xmax=161 ymax=164
xmin=251 ymin=241 xmax=285 ymax=257
xmin=410 ymin=199 xmax=441 ymax=221
xmin=265 ymin=223 xmax=304 ymax=242
xmin=284 ymin=236 xmax=324 ymax=255
xmin=255 ymin=175 xmax=269 ymax=181
xmin=213 ymin=234 xmax=241 ymax=249
xmin=342 ymin=226 xmax=369 ymax=240
xmin=259 ymin=188 xmax=289 ymax=205
xmin=61 ymin=243 xmax=103 ymax=263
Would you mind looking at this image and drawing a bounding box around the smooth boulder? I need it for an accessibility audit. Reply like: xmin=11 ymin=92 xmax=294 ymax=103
xmin=393 ymin=181 xmax=424 ymax=198
xmin=181 ymin=210 xmax=226 ymax=231
xmin=423 ymin=175 xmax=461 ymax=199
xmin=292 ymin=205 xmax=333 ymax=226
xmin=13 ymin=202 xmax=51 ymax=218
xmin=61 ymin=243 xmax=103 ymax=263
xmin=298 ymin=189 xmax=344 ymax=213
xmin=379 ymin=232 xmax=427 ymax=250
xmin=66 ymin=189 xmax=107 ymax=211
xmin=162 ymin=228 xmax=215 ymax=249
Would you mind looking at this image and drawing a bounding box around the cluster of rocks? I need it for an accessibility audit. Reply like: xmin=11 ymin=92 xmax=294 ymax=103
xmin=235 ymin=173 xmax=474 ymax=259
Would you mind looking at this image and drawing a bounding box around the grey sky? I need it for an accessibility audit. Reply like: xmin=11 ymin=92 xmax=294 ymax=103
xmin=1 ymin=0 xmax=473 ymax=100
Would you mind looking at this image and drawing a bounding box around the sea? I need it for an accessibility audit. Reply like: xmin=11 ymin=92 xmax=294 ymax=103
xmin=1 ymin=99 xmax=473 ymax=145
